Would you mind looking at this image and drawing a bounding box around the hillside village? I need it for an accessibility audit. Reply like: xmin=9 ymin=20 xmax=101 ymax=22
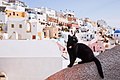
xmin=0 ymin=0 xmax=120 ymax=80
xmin=0 ymin=0 xmax=120 ymax=53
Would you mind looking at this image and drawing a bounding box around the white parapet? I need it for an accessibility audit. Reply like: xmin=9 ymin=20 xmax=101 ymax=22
xmin=0 ymin=40 xmax=62 ymax=80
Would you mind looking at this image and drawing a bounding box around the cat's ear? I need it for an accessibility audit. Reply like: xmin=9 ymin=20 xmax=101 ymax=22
xmin=68 ymin=35 xmax=71 ymax=38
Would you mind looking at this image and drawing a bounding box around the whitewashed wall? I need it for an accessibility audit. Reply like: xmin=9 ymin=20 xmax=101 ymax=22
xmin=0 ymin=40 xmax=62 ymax=80
xmin=7 ymin=19 xmax=27 ymax=40
xmin=0 ymin=0 xmax=2 ymax=6
xmin=0 ymin=12 xmax=7 ymax=23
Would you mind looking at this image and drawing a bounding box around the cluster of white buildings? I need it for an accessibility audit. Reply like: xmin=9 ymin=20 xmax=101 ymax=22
xmin=0 ymin=0 xmax=120 ymax=50
xmin=0 ymin=0 xmax=81 ymax=40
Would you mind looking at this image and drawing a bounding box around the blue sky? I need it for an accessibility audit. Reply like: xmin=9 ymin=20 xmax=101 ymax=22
xmin=22 ymin=0 xmax=120 ymax=27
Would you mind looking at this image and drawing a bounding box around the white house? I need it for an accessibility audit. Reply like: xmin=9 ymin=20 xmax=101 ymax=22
xmin=79 ymin=26 xmax=89 ymax=32
xmin=97 ymin=19 xmax=107 ymax=27
xmin=8 ymin=0 xmax=28 ymax=8
xmin=105 ymin=28 xmax=114 ymax=37
xmin=0 ymin=0 xmax=27 ymax=33
xmin=26 ymin=8 xmax=47 ymax=40
xmin=0 ymin=0 xmax=11 ymax=7
xmin=0 ymin=9 xmax=7 ymax=23
xmin=44 ymin=8 xmax=58 ymax=27
xmin=57 ymin=11 xmax=68 ymax=29
xmin=42 ymin=7 xmax=56 ymax=17
xmin=27 ymin=9 xmax=36 ymax=20
xmin=114 ymin=30 xmax=120 ymax=41
xmin=80 ymin=32 xmax=95 ymax=41
xmin=0 ymin=6 xmax=8 ymax=32
xmin=5 ymin=4 xmax=28 ymax=39
xmin=27 ymin=19 xmax=42 ymax=40
xmin=77 ymin=18 xmax=84 ymax=26
xmin=7 ymin=18 xmax=27 ymax=40
xmin=35 ymin=8 xmax=47 ymax=32
xmin=63 ymin=10 xmax=75 ymax=18
xmin=34 ymin=8 xmax=47 ymax=24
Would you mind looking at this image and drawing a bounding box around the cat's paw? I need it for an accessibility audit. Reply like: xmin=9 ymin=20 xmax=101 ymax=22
xmin=67 ymin=65 xmax=72 ymax=67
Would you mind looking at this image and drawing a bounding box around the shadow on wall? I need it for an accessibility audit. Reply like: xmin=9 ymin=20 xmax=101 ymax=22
xmin=46 ymin=45 xmax=120 ymax=80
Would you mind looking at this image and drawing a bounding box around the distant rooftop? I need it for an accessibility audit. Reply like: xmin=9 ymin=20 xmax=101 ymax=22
xmin=114 ymin=30 xmax=120 ymax=33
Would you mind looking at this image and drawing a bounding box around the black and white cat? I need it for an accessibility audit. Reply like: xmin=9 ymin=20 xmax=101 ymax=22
xmin=67 ymin=34 xmax=104 ymax=79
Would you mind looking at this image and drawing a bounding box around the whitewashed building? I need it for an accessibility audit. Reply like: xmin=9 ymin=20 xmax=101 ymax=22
xmin=5 ymin=4 xmax=28 ymax=39
xmin=114 ymin=30 xmax=120 ymax=41
xmin=56 ymin=11 xmax=68 ymax=29
xmin=97 ymin=19 xmax=107 ymax=27
xmin=80 ymin=32 xmax=95 ymax=41
xmin=45 ymin=8 xmax=58 ymax=27
xmin=26 ymin=8 xmax=47 ymax=40
xmin=7 ymin=18 xmax=27 ymax=40
xmin=0 ymin=6 xmax=7 ymax=32
xmin=0 ymin=0 xmax=11 ymax=7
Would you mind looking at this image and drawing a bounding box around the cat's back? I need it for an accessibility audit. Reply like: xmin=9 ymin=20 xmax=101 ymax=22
xmin=77 ymin=43 xmax=90 ymax=48
xmin=76 ymin=43 xmax=94 ymax=59
xmin=77 ymin=43 xmax=93 ymax=52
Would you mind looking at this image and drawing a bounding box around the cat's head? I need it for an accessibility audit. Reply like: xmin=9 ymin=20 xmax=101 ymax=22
xmin=67 ymin=34 xmax=78 ymax=46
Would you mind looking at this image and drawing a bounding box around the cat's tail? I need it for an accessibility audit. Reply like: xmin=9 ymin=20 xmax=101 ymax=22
xmin=93 ymin=57 xmax=104 ymax=79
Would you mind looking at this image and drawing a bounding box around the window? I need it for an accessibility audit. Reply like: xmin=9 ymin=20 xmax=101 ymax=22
xmin=19 ymin=24 xmax=22 ymax=28
xmin=13 ymin=12 xmax=15 ymax=15
xmin=32 ymin=35 xmax=36 ymax=39
xmin=117 ymin=34 xmax=119 ymax=37
xmin=22 ymin=12 xmax=25 ymax=17
xmin=95 ymin=31 xmax=96 ymax=34
xmin=44 ymin=32 xmax=47 ymax=38
xmin=37 ymin=12 xmax=43 ymax=15
xmin=28 ymin=11 xmax=31 ymax=13
xmin=0 ymin=27 xmax=2 ymax=31
xmin=55 ymin=33 xmax=56 ymax=36
xmin=32 ymin=17 xmax=35 ymax=19
xmin=111 ymin=34 xmax=113 ymax=36
xmin=40 ymin=13 xmax=43 ymax=15
xmin=37 ymin=12 xmax=40 ymax=14
xmin=11 ymin=24 xmax=14 ymax=28
xmin=90 ymin=35 xmax=93 ymax=39
xmin=26 ymin=22 xmax=31 ymax=32
xmin=33 ymin=25 xmax=35 ymax=27
xmin=29 ymin=17 xmax=31 ymax=20
xmin=93 ymin=46 xmax=95 ymax=52
xmin=41 ymin=23 xmax=45 ymax=25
